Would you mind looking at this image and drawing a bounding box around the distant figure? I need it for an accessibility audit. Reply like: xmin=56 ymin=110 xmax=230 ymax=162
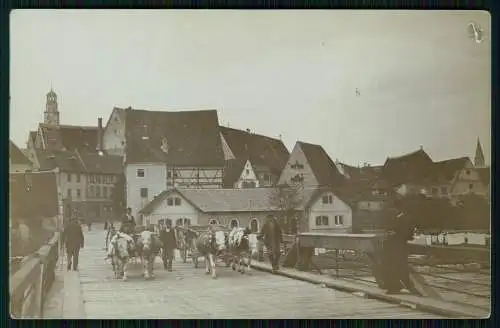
xmin=468 ymin=22 xmax=484 ymax=44
xmin=120 ymin=207 xmax=136 ymax=235
xmin=61 ymin=217 xmax=85 ymax=271
xmin=87 ymin=221 xmax=92 ymax=231
xmin=159 ymin=221 xmax=177 ymax=271
xmin=15 ymin=220 xmax=31 ymax=255
xmin=104 ymin=220 xmax=109 ymax=231
xmin=355 ymin=88 xmax=361 ymax=96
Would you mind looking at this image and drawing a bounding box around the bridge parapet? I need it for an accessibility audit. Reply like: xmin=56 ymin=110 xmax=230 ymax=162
xmin=10 ymin=233 xmax=59 ymax=318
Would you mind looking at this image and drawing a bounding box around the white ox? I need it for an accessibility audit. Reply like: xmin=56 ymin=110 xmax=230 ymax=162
xmin=106 ymin=232 xmax=135 ymax=281
xmin=227 ymin=227 xmax=260 ymax=275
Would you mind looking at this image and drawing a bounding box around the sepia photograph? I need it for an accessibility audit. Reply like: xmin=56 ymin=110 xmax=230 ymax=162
xmin=9 ymin=9 xmax=490 ymax=319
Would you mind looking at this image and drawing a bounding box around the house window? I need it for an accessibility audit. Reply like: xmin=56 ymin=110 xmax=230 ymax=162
xmin=322 ymin=195 xmax=333 ymax=204
xmin=431 ymin=187 xmax=438 ymax=195
xmin=137 ymin=169 xmax=145 ymax=177
xmin=441 ymin=187 xmax=448 ymax=195
xmin=167 ymin=171 xmax=172 ymax=178
xmin=315 ymin=215 xmax=329 ymax=226
xmin=466 ymin=170 xmax=470 ymax=175
xmin=165 ymin=219 xmax=172 ymax=226
xmin=67 ymin=189 xmax=72 ymax=199
xmin=103 ymin=186 xmax=108 ymax=198
xmin=174 ymin=197 xmax=181 ymax=206
xmin=67 ymin=173 xmax=71 ymax=182
xmin=96 ymin=186 xmax=101 ymax=198
xmin=245 ymin=169 xmax=250 ymax=175
xmin=167 ymin=198 xmax=174 ymax=206
xmin=76 ymin=174 xmax=81 ymax=183
xmin=230 ymin=219 xmax=239 ymax=228
xmin=76 ymin=189 xmax=81 ymax=198
xmin=469 ymin=183 xmax=474 ymax=190
xmin=89 ymin=186 xmax=94 ymax=198
xmin=335 ymin=215 xmax=344 ymax=226
xmin=209 ymin=219 xmax=219 ymax=225
xmin=250 ymin=218 xmax=259 ymax=233
xmin=140 ymin=188 xmax=148 ymax=198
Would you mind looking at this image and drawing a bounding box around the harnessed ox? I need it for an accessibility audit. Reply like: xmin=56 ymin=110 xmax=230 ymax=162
xmin=106 ymin=232 xmax=135 ymax=281
xmin=194 ymin=229 xmax=227 ymax=279
xmin=227 ymin=227 xmax=259 ymax=275
xmin=257 ymin=216 xmax=283 ymax=273
xmin=135 ymin=230 xmax=163 ymax=280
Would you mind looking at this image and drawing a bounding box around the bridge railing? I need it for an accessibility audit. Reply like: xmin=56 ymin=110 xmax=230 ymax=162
xmin=10 ymin=233 xmax=59 ymax=319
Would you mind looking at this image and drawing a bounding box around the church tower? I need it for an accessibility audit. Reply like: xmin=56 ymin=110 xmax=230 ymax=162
xmin=44 ymin=88 xmax=60 ymax=125
xmin=474 ymin=137 xmax=486 ymax=168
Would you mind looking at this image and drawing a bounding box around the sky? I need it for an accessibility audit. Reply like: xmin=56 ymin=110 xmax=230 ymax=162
xmin=10 ymin=10 xmax=491 ymax=166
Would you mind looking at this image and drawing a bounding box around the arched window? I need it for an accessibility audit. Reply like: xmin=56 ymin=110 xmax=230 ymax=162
xmin=209 ymin=219 xmax=219 ymax=225
xmin=230 ymin=218 xmax=239 ymax=229
xmin=249 ymin=218 xmax=259 ymax=233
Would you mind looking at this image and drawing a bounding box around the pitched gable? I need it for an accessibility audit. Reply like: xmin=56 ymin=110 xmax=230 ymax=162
xmin=298 ymin=141 xmax=345 ymax=187
xmin=219 ymin=126 xmax=289 ymax=176
xmin=382 ymin=148 xmax=434 ymax=186
xmin=433 ymin=157 xmax=470 ymax=182
xmin=10 ymin=141 xmax=32 ymax=165
xmin=125 ymin=109 xmax=224 ymax=166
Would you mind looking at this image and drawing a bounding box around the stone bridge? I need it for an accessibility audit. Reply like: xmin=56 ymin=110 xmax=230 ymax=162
xmin=41 ymin=225 xmax=458 ymax=319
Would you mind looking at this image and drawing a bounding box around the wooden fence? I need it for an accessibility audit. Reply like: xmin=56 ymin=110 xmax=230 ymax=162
xmin=10 ymin=233 xmax=59 ymax=319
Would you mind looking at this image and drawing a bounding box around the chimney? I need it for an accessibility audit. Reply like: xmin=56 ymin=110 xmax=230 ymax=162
xmin=97 ymin=117 xmax=103 ymax=154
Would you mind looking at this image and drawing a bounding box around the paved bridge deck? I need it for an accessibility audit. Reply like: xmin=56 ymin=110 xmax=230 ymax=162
xmin=47 ymin=227 xmax=444 ymax=319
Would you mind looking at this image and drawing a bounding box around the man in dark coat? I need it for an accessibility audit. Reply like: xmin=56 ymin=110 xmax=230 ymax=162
xmin=61 ymin=217 xmax=85 ymax=271
xmin=121 ymin=207 xmax=136 ymax=235
xmin=159 ymin=221 xmax=176 ymax=271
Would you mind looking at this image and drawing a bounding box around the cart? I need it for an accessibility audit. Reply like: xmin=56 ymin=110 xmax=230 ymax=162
xmin=175 ymin=224 xmax=232 ymax=268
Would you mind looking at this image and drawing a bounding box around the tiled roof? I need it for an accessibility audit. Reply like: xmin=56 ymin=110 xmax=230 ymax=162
xmin=141 ymin=187 xmax=318 ymax=215
xmin=36 ymin=149 xmax=123 ymax=174
xmin=124 ymin=108 xmax=225 ymax=166
xmin=79 ymin=153 xmax=124 ymax=174
xmin=433 ymin=157 xmax=470 ymax=182
xmin=477 ymin=167 xmax=490 ymax=186
xmin=382 ymin=148 xmax=435 ymax=186
xmin=298 ymin=141 xmax=345 ymax=187
xmin=10 ymin=172 xmax=58 ymax=218
xmin=219 ymin=127 xmax=289 ymax=176
xmin=39 ymin=123 xmax=98 ymax=153
xmin=10 ymin=141 xmax=32 ymax=165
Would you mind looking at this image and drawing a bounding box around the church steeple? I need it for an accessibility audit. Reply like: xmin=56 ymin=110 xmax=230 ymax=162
xmin=474 ymin=137 xmax=485 ymax=168
xmin=44 ymin=88 xmax=60 ymax=125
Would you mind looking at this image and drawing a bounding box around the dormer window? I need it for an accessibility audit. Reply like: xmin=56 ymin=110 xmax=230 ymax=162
xmin=322 ymin=194 xmax=333 ymax=204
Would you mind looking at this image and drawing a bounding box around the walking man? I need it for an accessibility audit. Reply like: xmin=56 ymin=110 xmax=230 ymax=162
xmin=159 ymin=221 xmax=176 ymax=271
xmin=61 ymin=216 xmax=85 ymax=271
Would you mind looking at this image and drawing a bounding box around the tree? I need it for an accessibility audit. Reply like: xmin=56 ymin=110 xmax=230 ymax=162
xmin=111 ymin=174 xmax=126 ymax=220
xmin=268 ymin=183 xmax=303 ymax=234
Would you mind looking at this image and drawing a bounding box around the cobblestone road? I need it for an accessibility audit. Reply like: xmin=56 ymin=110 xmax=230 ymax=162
xmin=77 ymin=226 xmax=443 ymax=319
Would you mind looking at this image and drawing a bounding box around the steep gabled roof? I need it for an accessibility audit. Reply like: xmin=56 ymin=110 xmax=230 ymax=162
xmin=297 ymin=141 xmax=345 ymax=186
xmin=38 ymin=123 xmax=98 ymax=153
xmin=433 ymin=157 xmax=470 ymax=182
xmin=382 ymin=148 xmax=434 ymax=186
xmin=219 ymin=126 xmax=289 ymax=176
xmin=124 ymin=108 xmax=225 ymax=166
xmin=10 ymin=172 xmax=58 ymax=218
xmin=36 ymin=150 xmax=87 ymax=173
xmin=10 ymin=141 xmax=32 ymax=165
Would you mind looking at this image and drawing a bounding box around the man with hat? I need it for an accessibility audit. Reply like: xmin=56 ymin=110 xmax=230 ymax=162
xmin=61 ymin=213 xmax=85 ymax=271
xmin=120 ymin=207 xmax=136 ymax=235
xmin=159 ymin=220 xmax=176 ymax=271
